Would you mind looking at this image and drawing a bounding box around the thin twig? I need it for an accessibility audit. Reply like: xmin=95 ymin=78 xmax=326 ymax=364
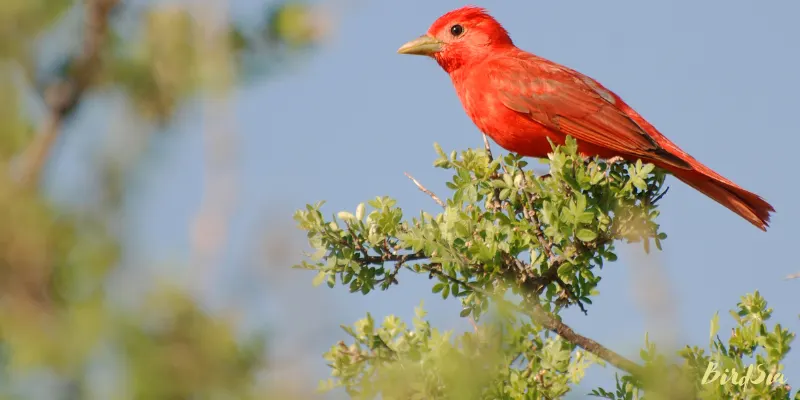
xmin=404 ymin=172 xmax=445 ymax=208
xmin=17 ymin=0 xmax=119 ymax=188
xmin=360 ymin=250 xmax=428 ymax=266
xmin=554 ymin=276 xmax=588 ymax=315
xmin=481 ymin=135 xmax=505 ymax=211
xmin=649 ymin=185 xmax=669 ymax=206
xmin=514 ymin=162 xmax=593 ymax=316
xmin=785 ymin=272 xmax=800 ymax=280
xmin=482 ymin=134 xmax=494 ymax=162
xmin=519 ymin=172 xmax=555 ymax=263
xmin=468 ymin=317 xmax=480 ymax=334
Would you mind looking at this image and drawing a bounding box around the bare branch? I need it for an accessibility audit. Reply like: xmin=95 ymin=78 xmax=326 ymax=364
xmin=17 ymin=0 xmax=119 ymax=188
xmin=431 ymin=262 xmax=643 ymax=378
xmin=527 ymin=302 xmax=644 ymax=377
xmin=481 ymin=135 xmax=505 ymax=211
xmin=404 ymin=172 xmax=445 ymax=208
xmin=468 ymin=317 xmax=480 ymax=334
xmin=518 ymin=172 xmax=555 ymax=263
xmin=482 ymin=133 xmax=494 ymax=162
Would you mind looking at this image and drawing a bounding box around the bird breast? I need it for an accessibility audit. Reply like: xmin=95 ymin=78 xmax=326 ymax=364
xmin=453 ymin=75 xmax=556 ymax=158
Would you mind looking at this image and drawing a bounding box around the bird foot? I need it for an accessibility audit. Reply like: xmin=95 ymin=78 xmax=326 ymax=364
xmin=601 ymin=156 xmax=625 ymax=179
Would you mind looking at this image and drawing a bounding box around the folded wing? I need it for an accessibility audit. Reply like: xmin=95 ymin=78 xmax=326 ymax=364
xmin=490 ymin=56 xmax=690 ymax=169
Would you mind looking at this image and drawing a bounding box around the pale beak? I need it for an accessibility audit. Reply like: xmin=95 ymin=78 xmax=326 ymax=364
xmin=397 ymin=35 xmax=444 ymax=56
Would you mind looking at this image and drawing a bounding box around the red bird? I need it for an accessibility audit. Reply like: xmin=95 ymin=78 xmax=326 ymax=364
xmin=397 ymin=6 xmax=774 ymax=230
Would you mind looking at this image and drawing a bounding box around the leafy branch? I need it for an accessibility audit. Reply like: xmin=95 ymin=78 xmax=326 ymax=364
xmin=293 ymin=136 xmax=794 ymax=398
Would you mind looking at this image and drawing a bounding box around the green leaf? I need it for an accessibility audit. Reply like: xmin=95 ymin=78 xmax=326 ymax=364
xmin=709 ymin=311 xmax=720 ymax=346
xmin=631 ymin=177 xmax=647 ymax=191
xmin=313 ymin=271 xmax=326 ymax=287
xmin=640 ymin=163 xmax=655 ymax=175
xmin=434 ymin=142 xmax=446 ymax=158
xmin=576 ymin=229 xmax=598 ymax=242
xmin=337 ymin=211 xmax=356 ymax=221
xmin=355 ymin=203 xmax=365 ymax=220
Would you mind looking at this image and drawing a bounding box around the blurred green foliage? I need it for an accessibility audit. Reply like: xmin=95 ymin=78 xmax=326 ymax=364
xmin=0 ymin=0 xmax=326 ymax=398
xmin=295 ymin=139 xmax=796 ymax=399
xmin=2 ymin=0 xmax=795 ymax=397
xmin=0 ymin=0 xmax=73 ymax=61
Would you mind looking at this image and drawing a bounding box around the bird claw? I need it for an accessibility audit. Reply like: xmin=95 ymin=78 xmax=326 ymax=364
xmin=603 ymin=157 xmax=625 ymax=179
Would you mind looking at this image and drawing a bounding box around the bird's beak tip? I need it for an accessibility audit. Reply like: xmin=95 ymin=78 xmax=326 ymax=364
xmin=397 ymin=35 xmax=443 ymax=56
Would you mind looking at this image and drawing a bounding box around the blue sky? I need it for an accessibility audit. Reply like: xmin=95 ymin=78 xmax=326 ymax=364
xmin=54 ymin=0 xmax=799 ymax=396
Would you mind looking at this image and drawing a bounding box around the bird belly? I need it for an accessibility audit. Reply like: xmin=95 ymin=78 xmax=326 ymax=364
xmin=464 ymin=100 xmax=557 ymax=158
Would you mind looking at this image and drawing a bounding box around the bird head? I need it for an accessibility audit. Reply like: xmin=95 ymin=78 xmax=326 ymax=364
xmin=397 ymin=6 xmax=513 ymax=73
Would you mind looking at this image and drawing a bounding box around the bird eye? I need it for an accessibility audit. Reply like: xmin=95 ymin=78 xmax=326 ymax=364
xmin=450 ymin=24 xmax=464 ymax=37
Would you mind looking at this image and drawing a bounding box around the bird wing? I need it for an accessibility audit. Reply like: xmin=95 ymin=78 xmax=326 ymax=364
xmin=489 ymin=55 xmax=690 ymax=169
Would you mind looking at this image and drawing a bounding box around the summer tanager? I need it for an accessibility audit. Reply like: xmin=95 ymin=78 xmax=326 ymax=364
xmin=397 ymin=6 xmax=774 ymax=231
